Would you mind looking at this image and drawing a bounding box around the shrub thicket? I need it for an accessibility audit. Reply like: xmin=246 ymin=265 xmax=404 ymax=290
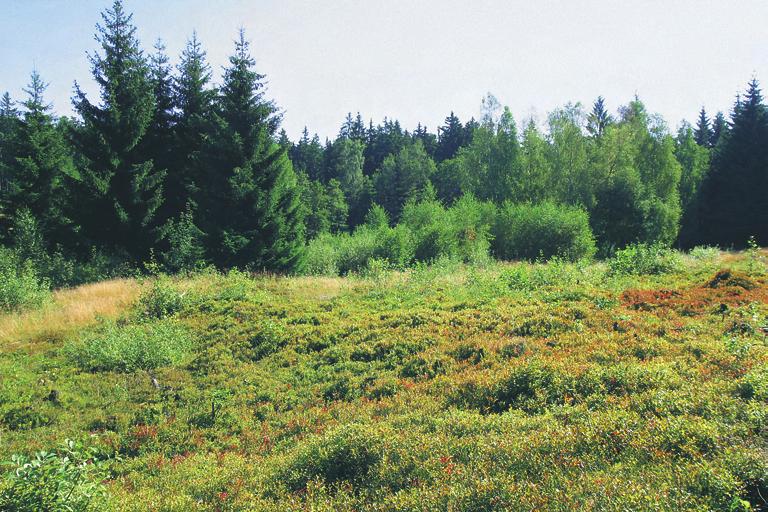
xmin=0 ymin=440 xmax=110 ymax=512
xmin=491 ymin=202 xmax=596 ymax=261
xmin=0 ymin=247 xmax=49 ymax=312
xmin=66 ymin=320 xmax=193 ymax=372
xmin=609 ymin=242 xmax=683 ymax=275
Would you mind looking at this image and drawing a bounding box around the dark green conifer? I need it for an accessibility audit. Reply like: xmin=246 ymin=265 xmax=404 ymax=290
xmin=694 ymin=107 xmax=712 ymax=147
xmin=70 ymin=0 xmax=164 ymax=259
xmin=700 ymin=78 xmax=768 ymax=246
xmin=196 ymin=30 xmax=304 ymax=270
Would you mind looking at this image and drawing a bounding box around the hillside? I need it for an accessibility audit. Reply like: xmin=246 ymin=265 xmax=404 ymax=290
xmin=1 ymin=250 xmax=767 ymax=511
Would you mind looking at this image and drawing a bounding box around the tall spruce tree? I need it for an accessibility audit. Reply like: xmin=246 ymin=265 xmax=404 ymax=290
xmin=586 ymin=96 xmax=612 ymax=138
xmin=196 ymin=30 xmax=304 ymax=270
xmin=700 ymin=79 xmax=768 ymax=246
xmin=412 ymin=123 xmax=438 ymax=159
xmin=70 ymin=0 xmax=164 ymax=259
xmin=290 ymin=127 xmax=325 ymax=180
xmin=374 ymin=140 xmax=435 ymax=219
xmin=170 ymin=31 xmax=217 ymax=218
xmin=339 ymin=112 xmax=366 ymax=142
xmin=436 ymin=112 xmax=464 ymax=162
xmin=143 ymin=40 xmax=176 ymax=222
xmin=5 ymin=71 xmax=73 ymax=245
xmin=675 ymin=122 xmax=710 ymax=247
xmin=694 ymin=107 xmax=712 ymax=147
xmin=363 ymin=118 xmax=409 ymax=175
xmin=0 ymin=92 xmax=20 ymax=226
xmin=327 ymin=136 xmax=367 ymax=225
xmin=710 ymin=111 xmax=726 ymax=148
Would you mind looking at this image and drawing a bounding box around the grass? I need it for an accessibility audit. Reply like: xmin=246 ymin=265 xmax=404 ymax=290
xmin=0 ymin=278 xmax=141 ymax=350
xmin=1 ymin=250 xmax=767 ymax=511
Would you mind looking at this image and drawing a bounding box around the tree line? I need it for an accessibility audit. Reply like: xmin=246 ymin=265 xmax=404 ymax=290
xmin=1 ymin=0 xmax=766 ymax=280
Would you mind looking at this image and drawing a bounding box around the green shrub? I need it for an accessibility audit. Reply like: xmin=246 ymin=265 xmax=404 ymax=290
xmin=137 ymin=277 xmax=187 ymax=319
xmin=736 ymin=366 xmax=768 ymax=402
xmin=160 ymin=205 xmax=206 ymax=273
xmin=2 ymin=405 xmax=53 ymax=431
xmin=448 ymin=195 xmax=495 ymax=264
xmin=609 ymin=242 xmax=683 ymax=275
xmin=400 ymin=197 xmax=493 ymax=264
xmin=334 ymin=228 xmax=379 ymax=275
xmin=249 ymin=320 xmax=289 ymax=360
xmin=492 ymin=202 xmax=596 ymax=262
xmin=400 ymin=200 xmax=458 ymax=262
xmin=689 ymin=245 xmax=720 ymax=262
xmin=277 ymin=423 xmax=384 ymax=491
xmin=0 ymin=440 xmax=110 ymax=512
xmin=66 ymin=320 xmax=194 ymax=372
xmin=0 ymin=247 xmax=49 ymax=312
xmin=304 ymin=224 xmax=415 ymax=275
xmin=303 ymin=234 xmax=340 ymax=276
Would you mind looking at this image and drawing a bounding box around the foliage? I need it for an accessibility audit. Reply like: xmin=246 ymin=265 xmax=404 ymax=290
xmin=65 ymin=319 xmax=193 ymax=372
xmin=700 ymin=79 xmax=768 ymax=248
xmin=159 ymin=205 xmax=206 ymax=273
xmin=0 ymin=440 xmax=111 ymax=512
xmin=0 ymin=250 xmax=767 ymax=510
xmin=0 ymin=247 xmax=49 ymax=311
xmin=68 ymin=0 xmax=164 ymax=260
xmin=609 ymin=242 xmax=683 ymax=275
xmin=137 ymin=276 xmax=187 ymax=319
xmin=194 ymin=31 xmax=305 ymax=271
xmin=492 ymin=201 xmax=596 ymax=261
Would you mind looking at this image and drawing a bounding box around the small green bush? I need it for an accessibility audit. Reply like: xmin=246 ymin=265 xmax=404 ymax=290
xmin=303 ymin=234 xmax=340 ymax=276
xmin=400 ymin=200 xmax=458 ymax=262
xmin=609 ymin=242 xmax=683 ymax=275
xmin=277 ymin=423 xmax=384 ymax=491
xmin=2 ymin=405 xmax=52 ymax=431
xmin=0 ymin=440 xmax=110 ymax=512
xmin=304 ymin=224 xmax=416 ymax=275
xmin=137 ymin=277 xmax=187 ymax=319
xmin=66 ymin=320 xmax=194 ymax=372
xmin=0 ymin=247 xmax=49 ymax=312
xmin=736 ymin=366 xmax=768 ymax=402
xmin=492 ymin=202 xmax=596 ymax=262
xmin=249 ymin=320 xmax=289 ymax=360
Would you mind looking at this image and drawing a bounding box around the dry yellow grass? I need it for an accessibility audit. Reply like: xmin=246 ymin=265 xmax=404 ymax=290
xmin=0 ymin=278 xmax=141 ymax=350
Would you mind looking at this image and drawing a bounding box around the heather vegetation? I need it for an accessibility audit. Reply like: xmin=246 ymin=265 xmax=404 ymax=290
xmin=1 ymin=249 xmax=767 ymax=510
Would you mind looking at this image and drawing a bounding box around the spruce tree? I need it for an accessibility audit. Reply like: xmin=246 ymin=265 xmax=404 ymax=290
xmin=6 ymin=71 xmax=73 ymax=245
xmin=694 ymin=107 xmax=712 ymax=147
xmin=290 ymin=127 xmax=325 ymax=180
xmin=675 ymin=123 xmax=709 ymax=247
xmin=710 ymin=111 xmax=726 ymax=148
xmin=0 ymin=92 xmax=20 ymax=224
xmin=196 ymin=30 xmax=304 ymax=270
xmin=339 ymin=112 xmax=366 ymax=142
xmin=170 ymin=31 xmax=216 ymax=219
xmin=278 ymin=129 xmax=291 ymax=149
xmin=373 ymin=140 xmax=435 ymax=219
xmin=412 ymin=123 xmax=438 ymax=159
xmin=700 ymin=79 xmax=768 ymax=246
xmin=435 ymin=112 xmax=464 ymax=162
xmin=586 ymin=96 xmax=612 ymax=137
xmin=70 ymin=0 xmax=164 ymax=259
xmin=363 ymin=118 xmax=409 ymax=175
xmin=144 ymin=40 xmax=176 ymax=222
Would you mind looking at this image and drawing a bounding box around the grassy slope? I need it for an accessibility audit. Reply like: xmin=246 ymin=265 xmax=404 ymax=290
xmin=1 ymin=252 xmax=767 ymax=511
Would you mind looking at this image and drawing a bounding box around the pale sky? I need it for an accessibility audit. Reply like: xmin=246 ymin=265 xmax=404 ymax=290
xmin=1 ymin=0 xmax=767 ymax=140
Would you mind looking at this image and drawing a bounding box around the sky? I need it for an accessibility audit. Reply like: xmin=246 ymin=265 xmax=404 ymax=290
xmin=1 ymin=0 xmax=767 ymax=140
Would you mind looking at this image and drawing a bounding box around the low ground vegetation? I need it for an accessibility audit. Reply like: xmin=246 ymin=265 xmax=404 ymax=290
xmin=1 ymin=248 xmax=767 ymax=510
